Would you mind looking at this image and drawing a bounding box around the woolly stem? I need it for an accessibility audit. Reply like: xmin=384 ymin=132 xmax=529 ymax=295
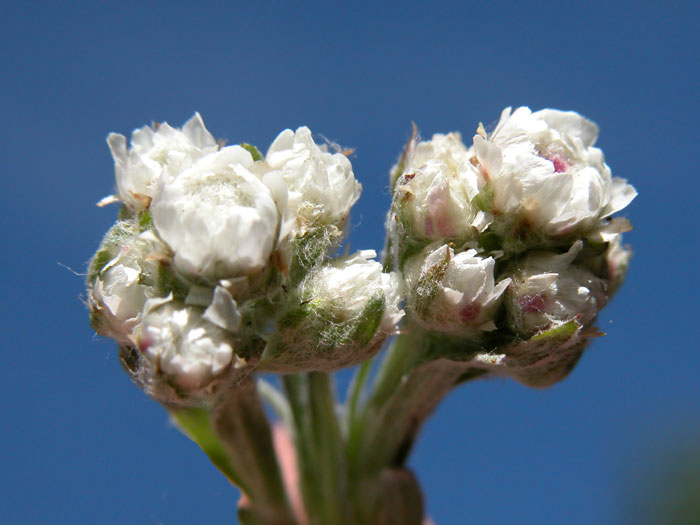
xmin=352 ymin=322 xmax=486 ymax=477
xmin=282 ymin=373 xmax=348 ymax=525
xmin=172 ymin=379 xmax=296 ymax=525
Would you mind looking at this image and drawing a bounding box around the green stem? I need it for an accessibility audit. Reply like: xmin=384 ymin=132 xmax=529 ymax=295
xmin=257 ymin=378 xmax=292 ymax=429
xmin=352 ymin=324 xmax=486 ymax=476
xmin=308 ymin=372 xmax=347 ymax=525
xmin=282 ymin=373 xmax=347 ymax=525
xmin=344 ymin=356 xmax=374 ymax=435
xmin=346 ymin=329 xmax=422 ymax=475
xmin=170 ymin=379 xmax=296 ymax=525
xmin=170 ymin=406 xmax=248 ymax=491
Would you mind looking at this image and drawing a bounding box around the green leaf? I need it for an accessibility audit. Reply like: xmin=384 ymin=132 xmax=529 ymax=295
xmin=170 ymin=407 xmax=247 ymax=490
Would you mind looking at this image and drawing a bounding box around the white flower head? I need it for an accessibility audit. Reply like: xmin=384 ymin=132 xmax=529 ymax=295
xmin=304 ymin=250 xmax=404 ymax=334
xmin=88 ymin=221 xmax=167 ymax=345
xmin=138 ymin=298 xmax=236 ymax=390
xmin=404 ymin=243 xmax=511 ymax=335
xmin=106 ymin=113 xmax=218 ymax=211
xmin=265 ymin=127 xmax=361 ymax=235
xmin=506 ymin=241 xmax=608 ymax=335
xmin=393 ymin=132 xmax=487 ymax=241
xmin=472 ymin=107 xmax=636 ymax=236
xmin=262 ymin=250 xmax=404 ymax=372
xmin=151 ymin=145 xmax=280 ymax=281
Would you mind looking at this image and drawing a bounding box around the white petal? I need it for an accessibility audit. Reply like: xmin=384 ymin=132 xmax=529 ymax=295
xmin=473 ymin=135 xmax=502 ymax=177
xmin=203 ymin=286 xmax=241 ymax=333
xmin=535 ymin=109 xmax=599 ymax=147
xmin=603 ymin=177 xmax=637 ymax=217
xmin=182 ymin=112 xmax=217 ymax=149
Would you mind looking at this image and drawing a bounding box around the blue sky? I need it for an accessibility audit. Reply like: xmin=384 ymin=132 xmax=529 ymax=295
xmin=2 ymin=1 xmax=698 ymax=523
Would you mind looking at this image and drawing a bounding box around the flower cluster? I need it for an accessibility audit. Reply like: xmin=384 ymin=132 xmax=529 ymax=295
xmin=87 ymin=114 xmax=397 ymax=404
xmin=388 ymin=107 xmax=635 ymax=385
xmin=86 ymin=108 xmax=637 ymax=524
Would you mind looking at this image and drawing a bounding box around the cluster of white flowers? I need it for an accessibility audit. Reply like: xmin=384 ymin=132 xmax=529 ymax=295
xmin=266 ymin=127 xmax=361 ymax=237
xmin=395 ymin=133 xmax=488 ymax=240
xmin=138 ymin=297 xmax=241 ymax=390
xmin=389 ymin=107 xmax=635 ymax=349
xmin=88 ymin=221 xmax=165 ymax=346
xmin=88 ymin=107 xmax=636 ymax=398
xmin=390 ymin=107 xmax=636 ymax=258
xmin=151 ymin=145 xmax=280 ymax=280
xmin=88 ymin=114 xmax=391 ymax=401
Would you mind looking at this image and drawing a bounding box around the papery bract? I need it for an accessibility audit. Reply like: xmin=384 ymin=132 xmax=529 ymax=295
xmin=106 ymin=113 xmax=218 ymax=211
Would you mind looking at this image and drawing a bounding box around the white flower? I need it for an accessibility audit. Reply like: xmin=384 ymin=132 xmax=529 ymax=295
xmin=506 ymin=241 xmax=607 ymax=334
xmin=151 ymin=145 xmax=280 ymax=281
xmin=89 ymin=225 xmax=166 ymax=345
xmin=265 ymin=127 xmax=361 ymax=235
xmin=395 ymin=132 xmax=487 ymax=240
xmin=404 ymin=244 xmax=511 ymax=334
xmin=304 ymin=250 xmax=404 ymax=334
xmin=106 ymin=113 xmax=218 ymax=211
xmin=139 ymin=298 xmax=235 ymax=389
xmin=472 ymin=107 xmax=636 ymax=235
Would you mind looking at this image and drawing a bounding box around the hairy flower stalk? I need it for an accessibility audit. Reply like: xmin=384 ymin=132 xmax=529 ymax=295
xmin=87 ymin=108 xmax=635 ymax=524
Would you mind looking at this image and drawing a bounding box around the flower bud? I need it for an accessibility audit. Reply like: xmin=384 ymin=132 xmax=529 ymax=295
xmin=115 ymin=293 xmax=254 ymax=406
xmin=387 ymin=133 xmax=488 ymax=269
xmin=87 ymin=218 xmax=166 ymax=345
xmin=505 ymin=241 xmax=607 ymax=337
xmin=261 ymin=250 xmax=404 ymax=372
xmin=264 ymin=127 xmax=362 ymax=281
xmin=151 ymin=145 xmax=280 ymax=281
xmin=403 ymin=243 xmax=510 ymax=336
xmin=265 ymin=126 xmax=361 ymax=235
xmin=137 ymin=297 xmax=240 ymax=388
xmin=105 ymin=113 xmax=218 ymax=211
